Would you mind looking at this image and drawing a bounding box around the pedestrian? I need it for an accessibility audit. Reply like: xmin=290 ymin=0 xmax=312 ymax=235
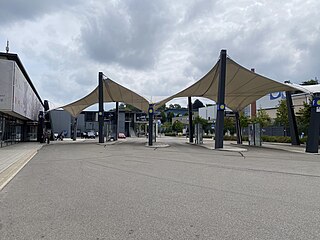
xmin=46 ymin=129 xmax=51 ymax=144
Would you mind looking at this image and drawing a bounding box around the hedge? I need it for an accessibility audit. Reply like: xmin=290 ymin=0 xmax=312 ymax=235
xmin=164 ymin=133 xmax=308 ymax=144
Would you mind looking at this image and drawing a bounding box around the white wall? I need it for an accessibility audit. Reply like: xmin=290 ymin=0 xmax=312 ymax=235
xmin=0 ymin=59 xmax=43 ymax=121
xmin=12 ymin=62 xmax=43 ymax=121
xmin=199 ymin=105 xmax=217 ymax=120
xmin=0 ymin=59 xmax=14 ymax=111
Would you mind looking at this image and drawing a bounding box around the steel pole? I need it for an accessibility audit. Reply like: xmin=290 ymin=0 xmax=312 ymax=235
xmin=306 ymin=93 xmax=320 ymax=153
xmin=148 ymin=105 xmax=154 ymax=146
xmin=115 ymin=102 xmax=119 ymax=140
xmin=188 ymin=97 xmax=193 ymax=143
xmin=235 ymin=112 xmax=242 ymax=144
xmin=285 ymin=91 xmax=300 ymax=145
xmin=98 ymin=72 xmax=104 ymax=143
xmin=215 ymin=49 xmax=227 ymax=149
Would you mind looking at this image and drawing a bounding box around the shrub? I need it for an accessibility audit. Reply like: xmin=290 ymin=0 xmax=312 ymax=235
xmin=164 ymin=132 xmax=176 ymax=137
xmin=223 ymin=135 xmax=238 ymax=141
xmin=261 ymin=136 xmax=291 ymax=143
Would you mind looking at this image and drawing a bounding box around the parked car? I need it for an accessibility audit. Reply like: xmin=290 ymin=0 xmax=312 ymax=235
xmin=87 ymin=131 xmax=96 ymax=139
xmin=118 ymin=133 xmax=126 ymax=139
xmin=81 ymin=132 xmax=87 ymax=139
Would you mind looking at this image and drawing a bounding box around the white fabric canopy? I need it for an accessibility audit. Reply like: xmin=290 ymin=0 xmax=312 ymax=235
xmin=59 ymin=56 xmax=308 ymax=118
xmin=154 ymin=57 xmax=299 ymax=111
xmin=285 ymin=83 xmax=320 ymax=95
xmin=61 ymin=78 xmax=150 ymax=117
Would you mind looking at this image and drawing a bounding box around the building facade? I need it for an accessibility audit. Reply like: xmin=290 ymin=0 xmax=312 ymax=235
xmin=49 ymin=109 xmax=149 ymax=139
xmin=0 ymin=53 xmax=44 ymax=147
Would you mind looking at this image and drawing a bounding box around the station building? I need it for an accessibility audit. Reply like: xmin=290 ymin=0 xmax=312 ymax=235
xmin=0 ymin=52 xmax=44 ymax=147
xmin=49 ymin=108 xmax=149 ymax=139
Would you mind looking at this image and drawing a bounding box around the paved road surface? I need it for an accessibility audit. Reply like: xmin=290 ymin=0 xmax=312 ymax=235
xmin=1 ymin=139 xmax=320 ymax=239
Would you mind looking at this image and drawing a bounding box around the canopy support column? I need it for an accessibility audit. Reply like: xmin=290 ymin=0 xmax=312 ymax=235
xmin=72 ymin=117 xmax=77 ymax=141
xmin=306 ymin=93 xmax=320 ymax=153
xmin=215 ymin=49 xmax=227 ymax=149
xmin=115 ymin=102 xmax=119 ymax=140
xmin=98 ymin=72 xmax=104 ymax=143
xmin=285 ymin=90 xmax=300 ymax=145
xmin=37 ymin=111 xmax=44 ymax=143
xmin=235 ymin=112 xmax=242 ymax=144
xmin=188 ymin=97 xmax=193 ymax=143
xmin=148 ymin=104 xmax=154 ymax=146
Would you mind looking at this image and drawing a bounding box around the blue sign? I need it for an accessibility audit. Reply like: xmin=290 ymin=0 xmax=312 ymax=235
xmin=217 ymin=104 xmax=225 ymax=111
xmin=312 ymin=98 xmax=320 ymax=107
xmin=270 ymin=92 xmax=286 ymax=100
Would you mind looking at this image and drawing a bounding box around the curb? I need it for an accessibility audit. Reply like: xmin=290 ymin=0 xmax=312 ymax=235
xmin=145 ymin=143 xmax=170 ymax=148
xmin=0 ymin=149 xmax=40 ymax=191
xmin=186 ymin=142 xmax=247 ymax=152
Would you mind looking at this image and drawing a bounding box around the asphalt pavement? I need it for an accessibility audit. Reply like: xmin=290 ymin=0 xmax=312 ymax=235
xmin=1 ymin=138 xmax=320 ymax=239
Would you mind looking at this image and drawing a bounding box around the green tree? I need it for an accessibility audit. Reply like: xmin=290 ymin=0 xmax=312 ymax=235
xmin=173 ymin=104 xmax=182 ymax=109
xmin=239 ymin=112 xmax=250 ymax=128
xmin=274 ymin=100 xmax=288 ymax=127
xmin=193 ymin=116 xmax=209 ymax=128
xmin=172 ymin=120 xmax=184 ymax=132
xmin=193 ymin=116 xmax=211 ymax=133
xmin=125 ymin=104 xmax=140 ymax=112
xmin=296 ymin=101 xmax=311 ymax=134
xmin=157 ymin=104 xmax=166 ymax=111
xmin=163 ymin=122 xmax=172 ymax=133
xmin=252 ymin=108 xmax=271 ymax=127
xmin=301 ymin=79 xmax=318 ymax=85
xmin=160 ymin=111 xmax=167 ymax=123
xmin=168 ymin=104 xmax=181 ymax=109
xmin=224 ymin=117 xmax=236 ymax=135
xmin=166 ymin=112 xmax=175 ymax=122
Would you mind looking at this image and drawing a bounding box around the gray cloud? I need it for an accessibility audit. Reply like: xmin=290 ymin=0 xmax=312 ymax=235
xmin=80 ymin=0 xmax=177 ymax=70
xmin=0 ymin=0 xmax=80 ymax=25
xmin=1 ymin=0 xmax=320 ymax=108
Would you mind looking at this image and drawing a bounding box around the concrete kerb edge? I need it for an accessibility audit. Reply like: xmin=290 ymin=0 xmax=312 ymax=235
xmin=145 ymin=143 xmax=170 ymax=148
xmin=186 ymin=141 xmax=247 ymax=152
xmin=230 ymin=143 xmax=320 ymax=155
xmin=97 ymin=139 xmax=127 ymax=146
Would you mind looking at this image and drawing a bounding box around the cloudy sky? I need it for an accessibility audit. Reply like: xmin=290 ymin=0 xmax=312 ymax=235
xmin=1 ymin=0 xmax=319 ymax=109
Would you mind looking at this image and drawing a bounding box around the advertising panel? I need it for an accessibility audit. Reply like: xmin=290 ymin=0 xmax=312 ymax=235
xmin=0 ymin=59 xmax=14 ymax=111
xmin=13 ymin=63 xmax=43 ymax=121
xmin=256 ymin=92 xmax=286 ymax=109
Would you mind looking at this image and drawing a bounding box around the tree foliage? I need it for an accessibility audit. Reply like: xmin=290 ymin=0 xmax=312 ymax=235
xmin=275 ymin=100 xmax=288 ymax=127
xmin=301 ymin=79 xmax=319 ymax=85
xmin=166 ymin=112 xmax=174 ymax=123
xmin=160 ymin=111 xmax=167 ymax=123
xmin=169 ymin=104 xmax=181 ymax=109
xmin=252 ymin=108 xmax=271 ymax=127
xmin=224 ymin=117 xmax=236 ymax=135
xmin=162 ymin=122 xmax=172 ymax=133
xmin=296 ymin=101 xmax=311 ymax=134
xmin=193 ymin=116 xmax=210 ymax=133
xmin=239 ymin=112 xmax=250 ymax=128
xmin=193 ymin=116 xmax=209 ymax=128
xmin=157 ymin=104 xmax=166 ymax=111
xmin=125 ymin=104 xmax=140 ymax=112
xmin=172 ymin=120 xmax=184 ymax=132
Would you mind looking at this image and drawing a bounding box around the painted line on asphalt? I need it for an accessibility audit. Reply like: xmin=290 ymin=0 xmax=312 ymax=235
xmin=0 ymin=151 xmax=38 ymax=191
